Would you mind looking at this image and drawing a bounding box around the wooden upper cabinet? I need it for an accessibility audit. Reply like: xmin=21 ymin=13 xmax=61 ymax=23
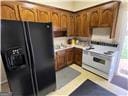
xmin=18 ymin=4 xmax=37 ymax=22
xmin=68 ymin=14 xmax=75 ymax=36
xmin=37 ymin=7 xmax=51 ymax=22
xmin=88 ymin=8 xmax=99 ymax=27
xmin=60 ymin=12 xmax=69 ymax=31
xmin=82 ymin=11 xmax=90 ymax=37
xmin=75 ymin=13 xmax=82 ymax=36
xmin=51 ymin=10 xmax=60 ymax=31
xmin=99 ymin=3 xmax=114 ymax=26
xmin=1 ymin=2 xmax=19 ymax=20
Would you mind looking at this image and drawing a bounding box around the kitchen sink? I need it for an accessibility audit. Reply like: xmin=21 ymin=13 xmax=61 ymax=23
xmin=86 ymin=47 xmax=95 ymax=50
xmin=54 ymin=44 xmax=71 ymax=50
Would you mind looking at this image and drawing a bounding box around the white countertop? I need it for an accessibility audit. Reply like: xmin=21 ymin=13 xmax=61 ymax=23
xmin=54 ymin=44 xmax=87 ymax=52
xmin=54 ymin=44 xmax=118 ymax=57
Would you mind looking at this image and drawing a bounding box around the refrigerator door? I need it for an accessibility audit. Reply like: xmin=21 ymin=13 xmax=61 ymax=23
xmin=1 ymin=20 xmax=36 ymax=96
xmin=26 ymin=22 xmax=56 ymax=95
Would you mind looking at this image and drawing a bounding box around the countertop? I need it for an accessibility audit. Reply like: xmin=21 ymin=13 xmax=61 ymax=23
xmin=54 ymin=44 xmax=118 ymax=57
xmin=54 ymin=44 xmax=87 ymax=52
xmin=84 ymin=44 xmax=118 ymax=57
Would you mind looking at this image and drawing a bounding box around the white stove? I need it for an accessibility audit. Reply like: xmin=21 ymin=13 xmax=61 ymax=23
xmin=82 ymin=44 xmax=118 ymax=80
xmin=86 ymin=44 xmax=117 ymax=56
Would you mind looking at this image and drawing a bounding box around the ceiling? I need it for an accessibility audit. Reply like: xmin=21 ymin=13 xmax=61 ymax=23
xmin=25 ymin=0 xmax=128 ymax=11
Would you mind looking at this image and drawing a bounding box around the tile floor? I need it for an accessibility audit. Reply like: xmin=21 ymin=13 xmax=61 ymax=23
xmin=1 ymin=64 xmax=128 ymax=96
xmin=48 ymin=64 xmax=128 ymax=96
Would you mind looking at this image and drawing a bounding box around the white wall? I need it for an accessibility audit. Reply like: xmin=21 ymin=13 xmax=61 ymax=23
xmin=115 ymin=1 xmax=128 ymax=42
xmin=73 ymin=0 xmax=112 ymax=11
xmin=114 ymin=1 xmax=128 ymax=74
xmin=0 ymin=56 xmax=7 ymax=85
xmin=26 ymin=0 xmax=74 ymax=11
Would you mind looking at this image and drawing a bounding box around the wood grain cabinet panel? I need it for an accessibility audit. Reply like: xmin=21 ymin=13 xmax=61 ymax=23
xmin=68 ymin=14 xmax=75 ymax=36
xmin=55 ymin=54 xmax=58 ymax=71
xmin=74 ymin=48 xmax=82 ymax=66
xmin=51 ymin=10 xmax=61 ymax=31
xmin=60 ymin=12 xmax=69 ymax=31
xmin=1 ymin=2 xmax=19 ymax=20
xmin=88 ymin=8 xmax=100 ymax=27
xmin=99 ymin=3 xmax=114 ymax=26
xmin=66 ymin=48 xmax=74 ymax=65
xmin=37 ymin=7 xmax=51 ymax=22
xmin=18 ymin=4 xmax=37 ymax=22
xmin=56 ymin=50 xmax=66 ymax=70
xmin=1 ymin=1 xmax=120 ymax=38
xmin=75 ymin=14 xmax=82 ymax=36
xmin=81 ymin=12 xmax=90 ymax=37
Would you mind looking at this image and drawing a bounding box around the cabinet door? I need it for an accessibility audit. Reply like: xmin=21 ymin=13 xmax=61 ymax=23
xmin=55 ymin=54 xmax=58 ymax=71
xmin=51 ymin=10 xmax=60 ymax=31
xmin=18 ymin=4 xmax=37 ymax=22
xmin=68 ymin=14 xmax=75 ymax=36
xmin=74 ymin=48 xmax=82 ymax=66
xmin=99 ymin=3 xmax=114 ymax=26
xmin=37 ymin=7 xmax=51 ymax=22
xmin=60 ymin=12 xmax=69 ymax=31
xmin=75 ymin=54 xmax=82 ymax=66
xmin=56 ymin=50 xmax=66 ymax=70
xmin=82 ymin=11 xmax=90 ymax=37
xmin=75 ymin=14 xmax=82 ymax=36
xmin=88 ymin=8 xmax=99 ymax=27
xmin=66 ymin=48 xmax=74 ymax=65
xmin=1 ymin=2 xmax=19 ymax=20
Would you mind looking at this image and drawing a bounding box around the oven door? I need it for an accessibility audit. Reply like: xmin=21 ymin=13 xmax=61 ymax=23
xmin=82 ymin=51 xmax=93 ymax=66
xmin=90 ymin=52 xmax=111 ymax=74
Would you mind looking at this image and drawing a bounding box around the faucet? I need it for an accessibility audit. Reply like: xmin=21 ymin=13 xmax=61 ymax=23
xmin=60 ymin=43 xmax=67 ymax=48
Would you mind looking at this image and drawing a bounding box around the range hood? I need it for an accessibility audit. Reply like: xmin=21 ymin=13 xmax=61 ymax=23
xmin=91 ymin=27 xmax=114 ymax=43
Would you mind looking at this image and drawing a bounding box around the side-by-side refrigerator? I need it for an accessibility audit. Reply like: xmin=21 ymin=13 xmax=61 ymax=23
xmin=1 ymin=20 xmax=56 ymax=96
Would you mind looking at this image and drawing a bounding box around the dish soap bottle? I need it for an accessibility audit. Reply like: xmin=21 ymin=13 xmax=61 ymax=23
xmin=71 ymin=39 xmax=75 ymax=45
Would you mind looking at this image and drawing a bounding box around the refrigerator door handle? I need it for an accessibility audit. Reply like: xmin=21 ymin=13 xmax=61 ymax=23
xmin=23 ymin=22 xmax=39 ymax=96
xmin=22 ymin=22 xmax=37 ymax=96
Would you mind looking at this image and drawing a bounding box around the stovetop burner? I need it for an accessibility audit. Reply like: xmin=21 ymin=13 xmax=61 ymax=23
xmin=104 ymin=51 xmax=114 ymax=55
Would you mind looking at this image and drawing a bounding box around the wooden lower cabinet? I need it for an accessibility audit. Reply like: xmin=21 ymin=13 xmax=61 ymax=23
xmin=55 ymin=54 xmax=58 ymax=71
xmin=74 ymin=48 xmax=83 ymax=66
xmin=55 ymin=48 xmax=74 ymax=71
xmin=55 ymin=48 xmax=83 ymax=71
xmin=55 ymin=50 xmax=66 ymax=71
xmin=66 ymin=48 xmax=74 ymax=65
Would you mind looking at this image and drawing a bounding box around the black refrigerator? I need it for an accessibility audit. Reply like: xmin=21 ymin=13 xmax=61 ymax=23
xmin=1 ymin=20 xmax=56 ymax=96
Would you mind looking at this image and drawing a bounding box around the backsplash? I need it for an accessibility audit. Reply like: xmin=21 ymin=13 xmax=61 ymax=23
xmin=53 ymin=36 xmax=118 ymax=47
xmin=53 ymin=37 xmax=68 ymax=46
xmin=53 ymin=36 xmax=89 ymax=48
xmin=76 ymin=37 xmax=89 ymax=42
xmin=91 ymin=27 xmax=114 ymax=43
